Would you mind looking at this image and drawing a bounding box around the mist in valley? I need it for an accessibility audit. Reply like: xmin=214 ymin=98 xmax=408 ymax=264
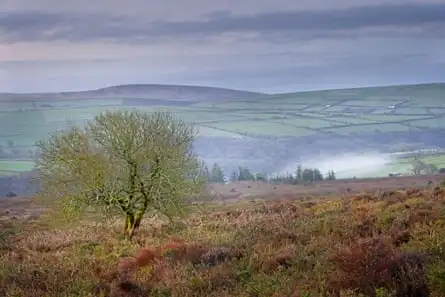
xmin=280 ymin=152 xmax=395 ymax=179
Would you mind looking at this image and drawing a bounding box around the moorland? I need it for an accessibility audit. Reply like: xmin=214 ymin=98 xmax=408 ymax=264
xmin=1 ymin=177 xmax=445 ymax=296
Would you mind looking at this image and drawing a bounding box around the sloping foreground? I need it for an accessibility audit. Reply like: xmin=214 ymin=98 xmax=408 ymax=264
xmin=1 ymin=185 xmax=445 ymax=296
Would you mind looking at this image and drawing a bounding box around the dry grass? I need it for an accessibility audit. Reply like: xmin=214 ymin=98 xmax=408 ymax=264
xmin=208 ymin=174 xmax=445 ymax=200
xmin=1 ymin=179 xmax=445 ymax=296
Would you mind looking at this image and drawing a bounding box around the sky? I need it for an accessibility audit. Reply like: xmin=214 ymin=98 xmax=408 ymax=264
xmin=1 ymin=0 xmax=445 ymax=93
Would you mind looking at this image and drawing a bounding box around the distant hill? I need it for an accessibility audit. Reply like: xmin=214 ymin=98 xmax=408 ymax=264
xmin=1 ymin=82 xmax=445 ymax=185
xmin=270 ymin=82 xmax=445 ymax=99
xmin=0 ymin=84 xmax=265 ymax=102
xmin=92 ymin=84 xmax=265 ymax=100
xmin=3 ymin=82 xmax=444 ymax=102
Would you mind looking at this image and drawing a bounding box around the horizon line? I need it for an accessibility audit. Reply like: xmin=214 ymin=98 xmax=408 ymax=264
xmin=1 ymin=81 xmax=444 ymax=96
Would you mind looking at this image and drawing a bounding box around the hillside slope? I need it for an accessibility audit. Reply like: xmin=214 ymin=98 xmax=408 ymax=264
xmin=1 ymin=82 xmax=444 ymax=179
xmin=190 ymin=82 xmax=445 ymax=138
xmin=0 ymin=84 xmax=265 ymax=102
xmin=271 ymin=82 xmax=445 ymax=99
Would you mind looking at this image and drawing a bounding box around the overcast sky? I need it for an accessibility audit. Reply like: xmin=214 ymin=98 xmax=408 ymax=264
xmin=1 ymin=0 xmax=444 ymax=93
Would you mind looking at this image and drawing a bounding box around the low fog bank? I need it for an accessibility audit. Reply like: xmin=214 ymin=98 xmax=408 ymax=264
xmin=201 ymin=152 xmax=396 ymax=180
xmin=279 ymin=152 xmax=395 ymax=179
xmin=3 ymin=130 xmax=445 ymax=196
xmin=193 ymin=130 xmax=445 ymax=179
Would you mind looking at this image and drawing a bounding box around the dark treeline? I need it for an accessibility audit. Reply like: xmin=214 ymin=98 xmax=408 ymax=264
xmin=199 ymin=162 xmax=336 ymax=185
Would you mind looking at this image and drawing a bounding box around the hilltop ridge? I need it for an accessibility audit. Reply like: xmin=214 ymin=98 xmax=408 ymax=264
xmin=3 ymin=82 xmax=444 ymax=103
xmin=0 ymin=84 xmax=265 ymax=102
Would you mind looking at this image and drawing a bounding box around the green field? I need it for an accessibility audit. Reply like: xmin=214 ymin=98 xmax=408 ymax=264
xmin=0 ymin=83 xmax=444 ymax=177
xmin=380 ymin=154 xmax=445 ymax=177
xmin=0 ymin=160 xmax=35 ymax=170
xmin=0 ymin=160 xmax=35 ymax=176
xmin=205 ymin=120 xmax=314 ymax=136
xmin=395 ymin=154 xmax=445 ymax=168
xmin=1 ymin=83 xmax=444 ymax=149
xmin=324 ymin=123 xmax=417 ymax=135
xmin=355 ymin=153 xmax=445 ymax=178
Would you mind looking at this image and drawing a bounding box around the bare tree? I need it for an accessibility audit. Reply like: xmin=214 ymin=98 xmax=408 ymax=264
xmin=35 ymin=110 xmax=205 ymax=238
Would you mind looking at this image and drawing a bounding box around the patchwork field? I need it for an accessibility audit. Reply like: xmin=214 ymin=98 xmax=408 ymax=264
xmin=1 ymin=83 xmax=444 ymax=149
xmin=1 ymin=83 xmax=444 ymax=177
xmin=1 ymin=176 xmax=445 ymax=296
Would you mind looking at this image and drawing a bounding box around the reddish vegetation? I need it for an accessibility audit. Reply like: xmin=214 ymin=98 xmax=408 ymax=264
xmin=1 ymin=176 xmax=445 ymax=297
xmin=134 ymin=247 xmax=158 ymax=267
xmin=111 ymin=208 xmax=434 ymax=296
xmin=327 ymin=235 xmax=431 ymax=297
xmin=110 ymin=238 xmax=241 ymax=295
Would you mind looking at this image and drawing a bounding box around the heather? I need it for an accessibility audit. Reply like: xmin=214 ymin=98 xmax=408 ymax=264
xmin=1 ymin=184 xmax=445 ymax=296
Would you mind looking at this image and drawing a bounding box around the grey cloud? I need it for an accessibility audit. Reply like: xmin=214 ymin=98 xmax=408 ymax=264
xmin=0 ymin=11 xmax=139 ymax=42
xmin=153 ymin=3 xmax=445 ymax=35
xmin=0 ymin=58 xmax=123 ymax=68
xmin=1 ymin=3 xmax=445 ymax=43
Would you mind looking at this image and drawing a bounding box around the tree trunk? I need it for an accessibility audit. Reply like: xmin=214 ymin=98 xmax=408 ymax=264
xmin=134 ymin=215 xmax=143 ymax=230
xmin=133 ymin=200 xmax=149 ymax=231
xmin=123 ymin=202 xmax=148 ymax=239
xmin=124 ymin=212 xmax=136 ymax=239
